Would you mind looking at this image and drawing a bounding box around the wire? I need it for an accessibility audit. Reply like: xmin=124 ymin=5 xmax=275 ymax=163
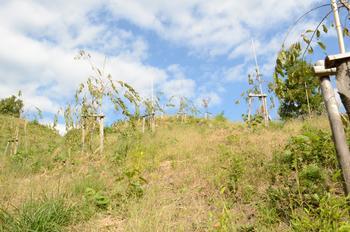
xmin=301 ymin=9 xmax=333 ymax=59
xmin=282 ymin=4 xmax=331 ymax=46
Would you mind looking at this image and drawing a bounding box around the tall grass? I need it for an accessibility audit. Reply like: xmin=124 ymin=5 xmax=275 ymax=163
xmin=0 ymin=197 xmax=74 ymax=232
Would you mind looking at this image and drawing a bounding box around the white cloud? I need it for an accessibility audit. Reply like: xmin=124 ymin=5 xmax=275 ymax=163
xmin=224 ymin=64 xmax=248 ymax=82
xmin=0 ymin=0 xmax=325 ymax=120
xmin=107 ymin=0 xmax=320 ymax=56
xmin=161 ymin=65 xmax=196 ymax=99
xmin=0 ymin=0 xmax=169 ymax=115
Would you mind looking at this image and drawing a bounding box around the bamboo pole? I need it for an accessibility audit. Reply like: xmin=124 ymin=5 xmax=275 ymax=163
xmin=331 ymin=0 xmax=346 ymax=53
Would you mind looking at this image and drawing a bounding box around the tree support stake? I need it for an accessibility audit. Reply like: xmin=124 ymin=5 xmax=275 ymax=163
xmin=314 ymin=60 xmax=350 ymax=194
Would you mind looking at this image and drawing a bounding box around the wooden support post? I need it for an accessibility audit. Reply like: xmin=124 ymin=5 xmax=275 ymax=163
xmin=24 ymin=120 xmax=28 ymax=153
xmin=262 ymin=96 xmax=269 ymax=126
xmin=81 ymin=117 xmax=86 ymax=153
xmin=325 ymin=53 xmax=350 ymax=118
xmin=81 ymin=114 xmax=104 ymax=154
xmin=328 ymin=1 xmax=350 ymax=118
xmin=99 ymin=115 xmax=104 ymax=154
xmin=248 ymin=97 xmax=252 ymax=122
xmin=13 ymin=126 xmax=19 ymax=155
xmin=4 ymin=142 xmax=9 ymax=156
xmin=151 ymin=115 xmax=155 ymax=132
xmin=314 ymin=60 xmax=350 ymax=194
xmin=142 ymin=117 xmax=145 ymax=133
xmin=248 ymin=93 xmax=269 ymax=126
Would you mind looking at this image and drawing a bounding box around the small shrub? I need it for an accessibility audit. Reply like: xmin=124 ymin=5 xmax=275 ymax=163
xmin=265 ymin=127 xmax=349 ymax=230
xmin=111 ymin=168 xmax=147 ymax=210
xmin=214 ymin=111 xmax=227 ymax=123
xmin=84 ymin=188 xmax=110 ymax=210
xmin=111 ymin=128 xmax=141 ymax=164
xmin=226 ymin=156 xmax=244 ymax=195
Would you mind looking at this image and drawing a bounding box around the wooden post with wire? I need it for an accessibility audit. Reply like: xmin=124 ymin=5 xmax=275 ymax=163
xmin=247 ymin=93 xmax=269 ymax=126
xmin=329 ymin=0 xmax=350 ymax=118
xmin=81 ymin=114 xmax=105 ymax=154
xmin=325 ymin=52 xmax=350 ymax=119
xmin=3 ymin=118 xmax=28 ymax=156
xmin=140 ymin=113 xmax=155 ymax=133
xmin=99 ymin=115 xmax=104 ymax=153
xmin=248 ymin=39 xmax=270 ymax=126
xmin=314 ymin=60 xmax=350 ymax=195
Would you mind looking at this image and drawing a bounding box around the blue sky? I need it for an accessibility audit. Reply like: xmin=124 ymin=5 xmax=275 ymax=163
xmin=1 ymin=0 xmax=349 ymax=133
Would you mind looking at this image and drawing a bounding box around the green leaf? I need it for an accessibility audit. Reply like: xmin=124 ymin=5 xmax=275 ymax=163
xmin=316 ymin=29 xmax=321 ymax=38
xmin=344 ymin=27 xmax=350 ymax=37
xmin=322 ymin=24 xmax=328 ymax=33
xmin=303 ymin=36 xmax=310 ymax=44
xmin=307 ymin=47 xmax=314 ymax=54
xmin=317 ymin=41 xmax=326 ymax=51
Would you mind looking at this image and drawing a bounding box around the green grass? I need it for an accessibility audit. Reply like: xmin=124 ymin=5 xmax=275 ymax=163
xmin=0 ymin=197 xmax=74 ymax=232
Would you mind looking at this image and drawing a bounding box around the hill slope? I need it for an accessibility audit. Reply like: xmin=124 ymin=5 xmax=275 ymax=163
xmin=0 ymin=115 xmax=349 ymax=231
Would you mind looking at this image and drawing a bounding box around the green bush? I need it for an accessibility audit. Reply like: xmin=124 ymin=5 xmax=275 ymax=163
xmin=265 ymin=127 xmax=349 ymax=230
xmin=0 ymin=95 xmax=23 ymax=118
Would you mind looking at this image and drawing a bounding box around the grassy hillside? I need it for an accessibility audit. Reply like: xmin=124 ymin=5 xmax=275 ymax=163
xmin=0 ymin=115 xmax=349 ymax=231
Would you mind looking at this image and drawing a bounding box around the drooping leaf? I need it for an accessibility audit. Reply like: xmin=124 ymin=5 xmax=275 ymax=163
xmin=323 ymin=24 xmax=328 ymax=33
xmin=317 ymin=41 xmax=326 ymax=51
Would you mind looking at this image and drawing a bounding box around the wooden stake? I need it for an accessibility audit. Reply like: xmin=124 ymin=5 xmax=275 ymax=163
xmin=329 ymin=0 xmax=350 ymax=118
xmin=248 ymin=97 xmax=252 ymax=122
xmin=24 ymin=120 xmax=28 ymax=153
xmin=304 ymin=82 xmax=312 ymax=117
xmin=314 ymin=60 xmax=350 ymax=194
xmin=325 ymin=53 xmax=350 ymax=119
xmin=320 ymin=76 xmax=350 ymax=194
xmin=81 ymin=117 xmax=85 ymax=154
xmin=151 ymin=115 xmax=155 ymax=132
xmin=142 ymin=117 xmax=145 ymax=133
xmin=262 ymin=96 xmax=269 ymax=126
xmin=4 ymin=142 xmax=9 ymax=156
xmin=99 ymin=115 xmax=104 ymax=154
xmin=247 ymin=94 xmax=269 ymax=126
xmin=249 ymin=39 xmax=270 ymax=126
xmin=13 ymin=126 xmax=19 ymax=155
